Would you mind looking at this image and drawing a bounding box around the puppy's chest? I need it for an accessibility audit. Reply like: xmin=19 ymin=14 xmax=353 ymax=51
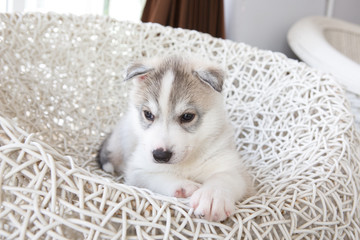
xmin=161 ymin=159 xmax=218 ymax=182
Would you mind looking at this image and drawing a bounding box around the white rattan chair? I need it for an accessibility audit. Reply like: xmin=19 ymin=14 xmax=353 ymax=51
xmin=0 ymin=13 xmax=359 ymax=239
xmin=288 ymin=16 xmax=360 ymax=95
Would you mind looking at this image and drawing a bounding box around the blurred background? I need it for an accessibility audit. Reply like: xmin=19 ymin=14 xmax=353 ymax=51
xmin=2 ymin=0 xmax=360 ymax=59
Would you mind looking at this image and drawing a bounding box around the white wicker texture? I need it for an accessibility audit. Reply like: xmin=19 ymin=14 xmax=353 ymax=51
xmin=0 ymin=13 xmax=359 ymax=239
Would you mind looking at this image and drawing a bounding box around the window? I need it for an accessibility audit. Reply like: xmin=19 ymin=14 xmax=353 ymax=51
xmin=3 ymin=0 xmax=145 ymax=22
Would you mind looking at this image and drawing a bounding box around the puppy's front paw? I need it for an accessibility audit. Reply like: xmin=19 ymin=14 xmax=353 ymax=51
xmin=174 ymin=180 xmax=201 ymax=198
xmin=190 ymin=187 xmax=235 ymax=222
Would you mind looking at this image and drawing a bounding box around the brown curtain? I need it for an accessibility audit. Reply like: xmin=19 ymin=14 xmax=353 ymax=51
xmin=141 ymin=0 xmax=225 ymax=39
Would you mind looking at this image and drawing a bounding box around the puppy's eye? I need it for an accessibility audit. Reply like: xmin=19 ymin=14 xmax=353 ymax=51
xmin=143 ymin=110 xmax=155 ymax=121
xmin=180 ymin=113 xmax=195 ymax=123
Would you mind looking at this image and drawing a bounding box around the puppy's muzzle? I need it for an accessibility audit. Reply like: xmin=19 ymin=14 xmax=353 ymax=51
xmin=152 ymin=148 xmax=173 ymax=163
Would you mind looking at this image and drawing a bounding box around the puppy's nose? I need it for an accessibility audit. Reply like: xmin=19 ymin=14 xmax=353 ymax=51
xmin=152 ymin=148 xmax=173 ymax=163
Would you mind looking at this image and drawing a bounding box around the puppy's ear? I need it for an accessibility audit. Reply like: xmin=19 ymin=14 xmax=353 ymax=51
xmin=193 ymin=67 xmax=225 ymax=92
xmin=124 ymin=63 xmax=154 ymax=81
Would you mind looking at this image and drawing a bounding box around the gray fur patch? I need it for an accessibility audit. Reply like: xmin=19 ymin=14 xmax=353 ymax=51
xmin=96 ymin=135 xmax=111 ymax=168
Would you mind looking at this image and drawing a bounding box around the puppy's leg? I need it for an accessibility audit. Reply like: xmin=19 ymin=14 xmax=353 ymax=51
xmin=97 ymin=117 xmax=134 ymax=175
xmin=96 ymin=135 xmax=115 ymax=174
xmin=190 ymin=170 xmax=251 ymax=222
xmin=126 ymin=170 xmax=201 ymax=198
xmin=173 ymin=180 xmax=201 ymax=198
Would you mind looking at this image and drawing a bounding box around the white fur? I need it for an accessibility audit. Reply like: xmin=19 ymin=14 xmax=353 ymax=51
xmin=150 ymin=70 xmax=174 ymax=151
xmin=101 ymin=57 xmax=252 ymax=222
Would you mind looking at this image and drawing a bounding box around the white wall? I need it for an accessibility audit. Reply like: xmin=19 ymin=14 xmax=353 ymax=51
xmin=332 ymin=0 xmax=360 ymax=24
xmin=224 ymin=0 xmax=360 ymax=59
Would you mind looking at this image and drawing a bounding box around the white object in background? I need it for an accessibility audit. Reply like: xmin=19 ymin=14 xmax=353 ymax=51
xmin=288 ymin=16 xmax=360 ymax=95
xmin=108 ymin=0 xmax=145 ymax=22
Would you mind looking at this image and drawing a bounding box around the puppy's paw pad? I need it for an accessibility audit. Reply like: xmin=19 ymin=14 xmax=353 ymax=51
xmin=174 ymin=188 xmax=187 ymax=198
xmin=174 ymin=181 xmax=201 ymax=198
xmin=191 ymin=187 xmax=235 ymax=222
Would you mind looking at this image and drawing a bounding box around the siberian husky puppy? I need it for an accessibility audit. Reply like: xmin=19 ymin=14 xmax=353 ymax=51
xmin=97 ymin=55 xmax=252 ymax=221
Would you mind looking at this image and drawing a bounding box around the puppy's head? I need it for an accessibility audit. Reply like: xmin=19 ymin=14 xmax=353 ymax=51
xmin=126 ymin=56 xmax=226 ymax=164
